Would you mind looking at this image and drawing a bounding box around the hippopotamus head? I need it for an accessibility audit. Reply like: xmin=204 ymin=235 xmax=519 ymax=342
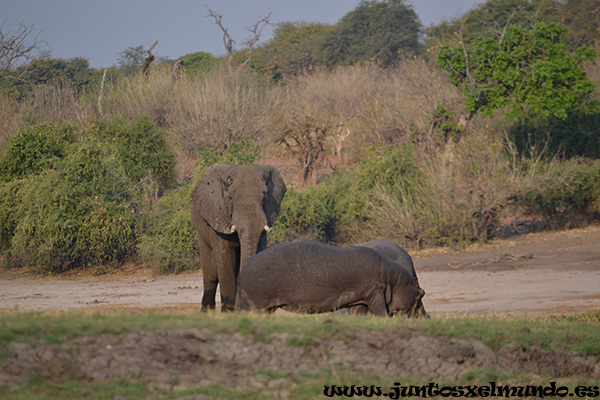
xmin=386 ymin=276 xmax=427 ymax=318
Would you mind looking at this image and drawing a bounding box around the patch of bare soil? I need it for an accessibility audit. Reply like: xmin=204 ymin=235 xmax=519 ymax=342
xmin=414 ymin=224 xmax=600 ymax=316
xmin=1 ymin=329 xmax=599 ymax=393
xmin=2 ymin=225 xmax=599 ymax=316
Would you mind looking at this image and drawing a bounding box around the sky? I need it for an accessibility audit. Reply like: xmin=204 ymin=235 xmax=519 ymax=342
xmin=3 ymin=0 xmax=485 ymax=69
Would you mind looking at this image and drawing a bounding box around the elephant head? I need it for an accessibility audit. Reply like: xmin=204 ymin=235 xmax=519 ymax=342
xmin=193 ymin=163 xmax=286 ymax=268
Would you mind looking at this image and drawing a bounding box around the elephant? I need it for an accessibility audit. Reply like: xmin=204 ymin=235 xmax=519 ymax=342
xmin=191 ymin=164 xmax=286 ymax=312
xmin=236 ymin=239 xmax=426 ymax=317
xmin=360 ymin=239 xmax=428 ymax=317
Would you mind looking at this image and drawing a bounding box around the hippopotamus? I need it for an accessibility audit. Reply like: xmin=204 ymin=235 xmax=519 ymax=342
xmin=235 ymin=239 xmax=426 ymax=317
xmin=360 ymin=239 xmax=428 ymax=317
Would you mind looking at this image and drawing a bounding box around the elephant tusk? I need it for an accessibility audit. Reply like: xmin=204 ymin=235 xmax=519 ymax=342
xmin=264 ymin=225 xmax=272 ymax=233
xmin=230 ymin=225 xmax=236 ymax=233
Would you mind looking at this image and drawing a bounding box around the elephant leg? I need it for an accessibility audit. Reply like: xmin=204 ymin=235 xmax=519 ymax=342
xmin=215 ymin=242 xmax=239 ymax=312
xmin=199 ymin=240 xmax=218 ymax=311
xmin=202 ymin=272 xmax=218 ymax=310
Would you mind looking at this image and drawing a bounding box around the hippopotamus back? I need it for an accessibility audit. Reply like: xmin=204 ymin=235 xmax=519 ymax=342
xmin=361 ymin=239 xmax=416 ymax=278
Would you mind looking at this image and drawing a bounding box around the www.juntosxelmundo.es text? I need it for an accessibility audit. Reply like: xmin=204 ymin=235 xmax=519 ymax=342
xmin=323 ymin=382 xmax=600 ymax=398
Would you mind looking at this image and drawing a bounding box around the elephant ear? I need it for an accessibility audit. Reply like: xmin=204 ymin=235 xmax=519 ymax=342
xmin=259 ymin=164 xmax=287 ymax=226
xmin=194 ymin=164 xmax=235 ymax=234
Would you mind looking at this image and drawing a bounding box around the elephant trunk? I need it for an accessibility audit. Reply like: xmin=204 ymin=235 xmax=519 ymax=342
xmin=239 ymin=228 xmax=264 ymax=269
xmin=235 ymin=210 xmax=269 ymax=269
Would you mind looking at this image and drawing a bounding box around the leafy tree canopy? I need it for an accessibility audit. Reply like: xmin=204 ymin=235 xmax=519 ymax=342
xmin=179 ymin=51 xmax=219 ymax=75
xmin=0 ymin=57 xmax=98 ymax=99
xmin=437 ymin=21 xmax=597 ymax=120
xmin=251 ymin=22 xmax=333 ymax=81
xmin=558 ymin=0 xmax=600 ymax=49
xmin=319 ymin=0 xmax=422 ymax=68
xmin=426 ymin=0 xmax=600 ymax=53
xmin=117 ymin=45 xmax=146 ymax=74
xmin=425 ymin=0 xmax=560 ymax=48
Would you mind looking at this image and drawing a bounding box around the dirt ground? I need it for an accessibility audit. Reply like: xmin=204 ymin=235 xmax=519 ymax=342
xmin=1 ymin=225 xmax=599 ymax=316
xmin=2 ymin=325 xmax=599 ymax=392
xmin=1 ymin=226 xmax=600 ymax=394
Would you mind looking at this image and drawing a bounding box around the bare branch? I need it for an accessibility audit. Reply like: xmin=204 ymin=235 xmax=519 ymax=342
xmin=0 ymin=19 xmax=48 ymax=80
xmin=497 ymin=10 xmax=516 ymax=50
xmin=237 ymin=13 xmax=271 ymax=71
xmin=205 ymin=6 xmax=271 ymax=74
xmin=454 ymin=19 xmax=475 ymax=94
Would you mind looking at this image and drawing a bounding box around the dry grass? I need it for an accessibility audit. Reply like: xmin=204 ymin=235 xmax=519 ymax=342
xmin=0 ymin=59 xmax=499 ymax=171
xmin=1 ymin=60 xmax=598 ymax=249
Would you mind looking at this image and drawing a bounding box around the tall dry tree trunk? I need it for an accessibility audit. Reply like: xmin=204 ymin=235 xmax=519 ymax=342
xmin=97 ymin=68 xmax=107 ymax=116
xmin=141 ymin=40 xmax=158 ymax=79
xmin=171 ymin=59 xmax=183 ymax=81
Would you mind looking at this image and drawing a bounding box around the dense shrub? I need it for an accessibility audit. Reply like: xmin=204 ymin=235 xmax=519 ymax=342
xmin=0 ymin=122 xmax=77 ymax=181
xmin=0 ymin=179 xmax=23 ymax=249
xmin=273 ymin=143 xmax=424 ymax=244
xmin=271 ymin=184 xmax=339 ymax=244
xmin=509 ymin=111 xmax=600 ymax=159
xmin=518 ymin=159 xmax=600 ymax=220
xmin=0 ymin=58 xmax=99 ymax=101
xmin=274 ymin=136 xmax=517 ymax=247
xmin=87 ymin=116 xmax=176 ymax=190
xmin=136 ymin=186 xmax=197 ymax=274
xmin=179 ymin=52 xmax=220 ymax=76
xmin=8 ymin=140 xmax=137 ymax=272
xmin=0 ymin=118 xmax=176 ymax=272
xmin=193 ymin=136 xmax=260 ymax=181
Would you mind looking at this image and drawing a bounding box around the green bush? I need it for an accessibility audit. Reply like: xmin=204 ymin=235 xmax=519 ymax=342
xmin=518 ymin=159 xmax=600 ymax=219
xmin=179 ymin=51 xmax=220 ymax=76
xmin=0 ymin=179 xmax=24 ymax=250
xmin=274 ymin=140 xmax=508 ymax=247
xmin=137 ymin=186 xmax=198 ymax=274
xmin=8 ymin=140 xmax=138 ymax=272
xmin=509 ymin=111 xmax=600 ymax=159
xmin=338 ymin=144 xmax=423 ymax=231
xmin=193 ymin=136 xmax=260 ymax=181
xmin=273 ymin=143 xmax=424 ymax=244
xmin=0 ymin=122 xmax=77 ymax=182
xmin=0 ymin=118 xmax=176 ymax=272
xmin=88 ymin=116 xmax=176 ymax=189
xmin=271 ymin=184 xmax=339 ymax=244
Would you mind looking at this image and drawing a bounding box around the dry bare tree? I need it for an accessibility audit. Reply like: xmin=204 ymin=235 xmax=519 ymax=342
xmin=277 ymin=124 xmax=328 ymax=184
xmin=0 ymin=19 xmax=48 ymax=81
xmin=141 ymin=40 xmax=158 ymax=79
xmin=205 ymin=6 xmax=271 ymax=74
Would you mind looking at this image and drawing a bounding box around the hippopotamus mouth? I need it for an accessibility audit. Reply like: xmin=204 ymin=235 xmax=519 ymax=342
xmin=407 ymin=288 xmax=429 ymax=318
